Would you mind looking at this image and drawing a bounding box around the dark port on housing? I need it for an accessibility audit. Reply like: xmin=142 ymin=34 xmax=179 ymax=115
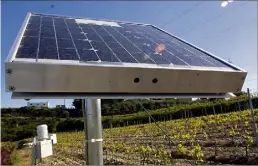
xmin=152 ymin=78 xmax=158 ymax=84
xmin=134 ymin=77 xmax=140 ymax=83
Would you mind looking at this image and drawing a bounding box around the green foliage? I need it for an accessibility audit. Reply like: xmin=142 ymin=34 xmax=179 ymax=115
xmin=138 ymin=145 xmax=153 ymax=164
xmin=243 ymin=130 xmax=254 ymax=157
xmin=157 ymin=146 xmax=171 ymax=164
xmin=244 ymin=134 xmax=254 ymax=146
xmin=178 ymin=143 xmax=188 ymax=156
xmin=1 ymin=95 xmax=257 ymax=142
xmin=1 ymin=142 xmax=19 ymax=165
xmin=62 ymin=111 xmax=70 ymax=118
xmin=189 ymin=144 xmax=204 ymax=162
xmin=17 ymin=140 xmax=29 ymax=149
xmin=178 ymin=143 xmax=204 ymax=162
xmin=54 ymin=108 xmax=256 ymax=165
xmin=72 ymin=99 xmax=82 ymax=110
xmin=1 ymin=142 xmax=17 ymax=152
xmin=244 ymin=121 xmax=249 ymax=127
xmin=229 ymin=127 xmax=235 ymax=137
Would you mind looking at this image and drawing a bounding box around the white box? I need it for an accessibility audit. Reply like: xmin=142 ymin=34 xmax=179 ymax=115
xmin=33 ymin=140 xmax=53 ymax=159
xmin=49 ymin=134 xmax=57 ymax=144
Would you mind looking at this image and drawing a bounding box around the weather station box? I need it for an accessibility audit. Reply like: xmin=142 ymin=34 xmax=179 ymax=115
xmin=33 ymin=140 xmax=53 ymax=159
xmin=49 ymin=133 xmax=57 ymax=144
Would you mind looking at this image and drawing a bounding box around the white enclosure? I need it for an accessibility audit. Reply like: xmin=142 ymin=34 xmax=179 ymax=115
xmin=27 ymin=101 xmax=49 ymax=108
xmin=33 ymin=140 xmax=53 ymax=159
xmin=49 ymin=134 xmax=57 ymax=144
xmin=37 ymin=124 xmax=48 ymax=140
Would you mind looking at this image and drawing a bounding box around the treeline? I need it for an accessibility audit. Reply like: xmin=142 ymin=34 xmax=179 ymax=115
xmin=2 ymin=95 xmax=257 ymax=142
xmin=1 ymin=98 xmax=192 ymax=117
xmin=1 ymin=107 xmax=81 ymax=118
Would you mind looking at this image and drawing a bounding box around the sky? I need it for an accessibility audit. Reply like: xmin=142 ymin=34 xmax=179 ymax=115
xmin=1 ymin=1 xmax=257 ymax=108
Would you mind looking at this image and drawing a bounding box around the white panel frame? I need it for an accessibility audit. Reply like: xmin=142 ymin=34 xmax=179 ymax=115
xmin=5 ymin=13 xmax=31 ymax=62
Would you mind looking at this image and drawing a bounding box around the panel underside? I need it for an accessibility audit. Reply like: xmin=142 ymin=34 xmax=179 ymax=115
xmin=6 ymin=62 xmax=246 ymax=94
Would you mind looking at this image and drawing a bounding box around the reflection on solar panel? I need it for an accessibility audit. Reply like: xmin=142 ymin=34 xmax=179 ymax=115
xmin=18 ymin=14 xmax=232 ymax=68
xmin=5 ymin=13 xmax=247 ymax=97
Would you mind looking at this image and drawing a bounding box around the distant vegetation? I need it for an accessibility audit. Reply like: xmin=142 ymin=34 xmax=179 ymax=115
xmin=1 ymin=98 xmax=192 ymax=117
xmin=1 ymin=94 xmax=257 ymax=142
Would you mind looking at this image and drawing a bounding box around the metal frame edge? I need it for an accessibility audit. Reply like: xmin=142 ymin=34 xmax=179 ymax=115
xmin=11 ymin=92 xmax=236 ymax=99
xmin=31 ymin=12 xmax=151 ymax=26
xmin=12 ymin=58 xmax=239 ymax=72
xmin=5 ymin=12 xmax=31 ymax=63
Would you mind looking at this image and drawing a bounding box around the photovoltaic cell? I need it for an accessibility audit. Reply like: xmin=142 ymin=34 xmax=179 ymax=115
xmin=38 ymin=48 xmax=58 ymax=59
xmin=58 ymin=39 xmax=74 ymax=49
xmin=40 ymin=38 xmax=56 ymax=49
xmin=20 ymin=37 xmax=38 ymax=48
xmin=16 ymin=47 xmax=37 ymax=59
xmin=74 ymin=40 xmax=92 ymax=49
xmin=59 ymin=48 xmax=78 ymax=60
xmin=78 ymin=49 xmax=99 ymax=61
xmin=15 ymin=13 xmax=234 ymax=70
xmin=24 ymin=29 xmax=39 ymax=37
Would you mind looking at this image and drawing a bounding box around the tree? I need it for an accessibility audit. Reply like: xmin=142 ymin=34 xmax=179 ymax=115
xmin=72 ymin=99 xmax=124 ymax=110
xmin=72 ymin=99 xmax=82 ymax=110
xmin=62 ymin=111 xmax=70 ymax=118
xmin=208 ymin=98 xmax=217 ymax=102
xmin=233 ymin=91 xmax=247 ymax=97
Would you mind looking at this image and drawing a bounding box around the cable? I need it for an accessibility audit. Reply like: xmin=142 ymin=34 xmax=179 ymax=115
xmin=137 ymin=101 xmax=174 ymax=148
xmin=183 ymin=1 xmax=249 ymax=37
xmin=246 ymin=79 xmax=258 ymax=82
xmin=202 ymin=17 xmax=257 ymax=40
xmin=161 ymin=1 xmax=205 ymax=28
xmin=219 ymin=17 xmax=256 ymax=33
xmin=152 ymin=3 xmax=176 ymax=19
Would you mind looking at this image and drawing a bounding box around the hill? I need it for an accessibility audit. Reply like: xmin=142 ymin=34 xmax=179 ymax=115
xmin=22 ymin=109 xmax=258 ymax=165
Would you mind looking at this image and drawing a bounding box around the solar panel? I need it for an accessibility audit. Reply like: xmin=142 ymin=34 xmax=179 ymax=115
xmin=5 ymin=13 xmax=247 ymax=98
xmin=17 ymin=14 xmax=234 ymax=68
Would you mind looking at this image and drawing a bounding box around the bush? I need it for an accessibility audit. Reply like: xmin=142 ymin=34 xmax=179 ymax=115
xmin=1 ymin=95 xmax=257 ymax=142
xmin=17 ymin=140 xmax=29 ymax=149
xmin=1 ymin=141 xmax=19 ymax=165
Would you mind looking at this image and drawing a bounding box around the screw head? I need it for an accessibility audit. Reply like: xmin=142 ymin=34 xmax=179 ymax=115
xmin=134 ymin=77 xmax=140 ymax=83
xmin=152 ymin=78 xmax=158 ymax=84
xmin=6 ymin=69 xmax=13 ymax=75
xmin=9 ymin=86 xmax=16 ymax=91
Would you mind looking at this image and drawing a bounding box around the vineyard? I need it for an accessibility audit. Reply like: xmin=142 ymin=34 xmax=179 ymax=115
xmin=38 ymin=109 xmax=258 ymax=165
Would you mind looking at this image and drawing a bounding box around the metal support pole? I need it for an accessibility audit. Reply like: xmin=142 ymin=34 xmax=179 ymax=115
xmin=82 ymin=99 xmax=88 ymax=165
xmin=83 ymin=99 xmax=103 ymax=165
xmin=31 ymin=137 xmax=37 ymax=166
xmin=247 ymin=88 xmax=258 ymax=147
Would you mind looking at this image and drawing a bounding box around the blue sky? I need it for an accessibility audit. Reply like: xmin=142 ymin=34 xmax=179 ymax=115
xmin=1 ymin=1 xmax=257 ymax=108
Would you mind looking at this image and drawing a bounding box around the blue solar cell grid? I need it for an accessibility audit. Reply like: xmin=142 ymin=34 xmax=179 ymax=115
xmin=16 ymin=14 xmax=231 ymax=69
